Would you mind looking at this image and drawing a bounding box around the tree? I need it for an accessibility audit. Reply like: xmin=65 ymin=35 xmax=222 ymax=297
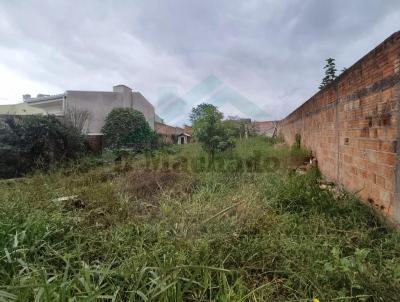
xmin=190 ymin=103 xmax=235 ymax=160
xmin=319 ymin=58 xmax=337 ymax=90
xmin=102 ymin=108 xmax=158 ymax=152
xmin=64 ymin=105 xmax=90 ymax=133
xmin=222 ymin=118 xmax=241 ymax=138
xmin=223 ymin=116 xmax=254 ymax=139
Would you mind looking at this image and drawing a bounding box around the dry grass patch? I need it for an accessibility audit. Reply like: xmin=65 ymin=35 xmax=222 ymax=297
xmin=123 ymin=169 xmax=197 ymax=200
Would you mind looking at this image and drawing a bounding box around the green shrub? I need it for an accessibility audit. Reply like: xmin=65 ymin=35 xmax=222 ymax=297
xmin=102 ymin=108 xmax=161 ymax=152
xmin=0 ymin=115 xmax=85 ymax=178
xmin=259 ymin=135 xmax=282 ymax=145
xmin=272 ymin=169 xmax=331 ymax=213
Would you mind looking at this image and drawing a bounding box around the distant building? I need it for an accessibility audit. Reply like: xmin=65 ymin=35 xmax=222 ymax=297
xmin=155 ymin=122 xmax=192 ymax=145
xmin=254 ymin=121 xmax=277 ymax=137
xmin=184 ymin=125 xmax=193 ymax=136
xmin=22 ymin=84 xmax=156 ymax=135
xmin=177 ymin=132 xmax=191 ymax=145
xmin=155 ymin=122 xmax=184 ymax=144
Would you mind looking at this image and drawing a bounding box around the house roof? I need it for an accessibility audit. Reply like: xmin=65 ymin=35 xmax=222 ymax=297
xmin=177 ymin=132 xmax=191 ymax=137
xmin=0 ymin=103 xmax=47 ymax=115
xmin=155 ymin=122 xmax=184 ymax=135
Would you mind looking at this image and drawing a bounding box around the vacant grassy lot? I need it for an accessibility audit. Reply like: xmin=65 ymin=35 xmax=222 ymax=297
xmin=1 ymin=137 xmax=399 ymax=301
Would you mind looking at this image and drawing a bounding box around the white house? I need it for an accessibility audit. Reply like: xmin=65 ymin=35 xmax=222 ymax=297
xmin=23 ymin=84 xmax=156 ymax=134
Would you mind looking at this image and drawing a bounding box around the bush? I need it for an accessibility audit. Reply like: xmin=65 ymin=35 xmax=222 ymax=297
xmin=102 ymin=108 xmax=161 ymax=152
xmin=0 ymin=115 xmax=86 ymax=178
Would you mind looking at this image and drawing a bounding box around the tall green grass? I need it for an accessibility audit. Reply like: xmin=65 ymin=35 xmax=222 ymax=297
xmin=0 ymin=137 xmax=399 ymax=301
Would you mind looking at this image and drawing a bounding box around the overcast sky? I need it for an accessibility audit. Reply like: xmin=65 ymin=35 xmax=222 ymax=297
xmin=0 ymin=0 xmax=399 ymax=120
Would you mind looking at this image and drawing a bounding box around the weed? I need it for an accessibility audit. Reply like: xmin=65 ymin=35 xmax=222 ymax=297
xmin=0 ymin=137 xmax=399 ymax=301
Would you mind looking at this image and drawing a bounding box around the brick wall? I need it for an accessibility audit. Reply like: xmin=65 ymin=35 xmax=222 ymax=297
xmin=86 ymin=134 xmax=103 ymax=154
xmin=155 ymin=122 xmax=184 ymax=144
xmin=254 ymin=121 xmax=277 ymax=136
xmin=184 ymin=125 xmax=193 ymax=136
xmin=277 ymin=31 xmax=400 ymax=224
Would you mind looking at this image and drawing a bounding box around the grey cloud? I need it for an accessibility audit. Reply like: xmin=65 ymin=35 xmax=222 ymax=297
xmin=0 ymin=0 xmax=399 ymax=121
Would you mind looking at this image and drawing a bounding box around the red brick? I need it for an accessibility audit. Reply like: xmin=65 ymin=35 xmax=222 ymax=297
xmin=277 ymin=32 xmax=400 ymax=224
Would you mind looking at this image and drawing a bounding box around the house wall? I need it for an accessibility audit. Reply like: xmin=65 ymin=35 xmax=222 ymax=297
xmin=132 ymin=92 xmax=155 ymax=129
xmin=66 ymin=91 xmax=122 ymax=134
xmin=113 ymin=85 xmax=155 ymax=129
xmin=277 ymin=31 xmax=400 ymax=224
xmin=66 ymin=88 xmax=155 ymax=134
